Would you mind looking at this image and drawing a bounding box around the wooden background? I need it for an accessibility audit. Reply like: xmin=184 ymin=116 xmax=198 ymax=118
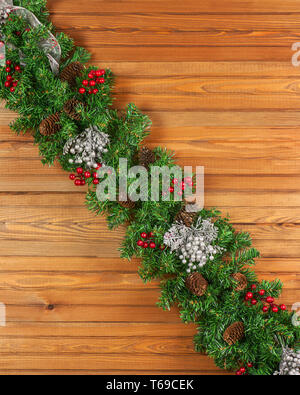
xmin=0 ymin=0 xmax=299 ymax=375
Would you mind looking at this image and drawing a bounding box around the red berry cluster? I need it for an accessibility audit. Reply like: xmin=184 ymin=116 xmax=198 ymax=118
xmin=69 ymin=164 xmax=102 ymax=187
xmin=79 ymin=69 xmax=105 ymax=95
xmin=3 ymin=60 xmax=21 ymax=93
xmin=244 ymin=284 xmax=287 ymax=313
xmin=168 ymin=176 xmax=194 ymax=196
xmin=137 ymin=232 xmax=165 ymax=250
xmin=236 ymin=362 xmax=253 ymax=375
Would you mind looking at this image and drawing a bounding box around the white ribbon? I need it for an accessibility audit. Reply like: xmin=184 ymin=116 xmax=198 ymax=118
xmin=0 ymin=0 xmax=61 ymax=74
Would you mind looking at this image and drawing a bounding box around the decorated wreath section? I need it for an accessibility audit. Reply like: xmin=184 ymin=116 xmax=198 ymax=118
xmin=0 ymin=0 xmax=299 ymax=375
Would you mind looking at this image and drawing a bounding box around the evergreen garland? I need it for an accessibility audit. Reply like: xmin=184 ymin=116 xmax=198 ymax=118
xmin=0 ymin=0 xmax=299 ymax=375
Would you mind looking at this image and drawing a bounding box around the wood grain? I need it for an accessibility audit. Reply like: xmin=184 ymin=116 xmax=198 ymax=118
xmin=0 ymin=0 xmax=299 ymax=375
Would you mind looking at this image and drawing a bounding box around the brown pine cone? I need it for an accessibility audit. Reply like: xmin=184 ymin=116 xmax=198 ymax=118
xmin=223 ymin=322 xmax=244 ymax=345
xmin=39 ymin=112 xmax=61 ymax=136
xmin=231 ymin=272 xmax=247 ymax=291
xmin=64 ymin=98 xmax=82 ymax=121
xmin=60 ymin=61 xmax=85 ymax=86
xmin=175 ymin=208 xmax=196 ymax=227
xmin=118 ymin=197 xmax=136 ymax=209
xmin=186 ymin=272 xmax=208 ymax=297
xmin=138 ymin=146 xmax=156 ymax=168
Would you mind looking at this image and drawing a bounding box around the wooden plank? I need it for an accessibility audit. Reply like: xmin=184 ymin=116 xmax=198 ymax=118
xmin=4 ymin=110 xmax=300 ymax=128
xmin=0 ymin=174 xmax=299 ymax=192
xmin=48 ymin=0 xmax=300 ymax=14
xmin=93 ymin=62 xmax=300 ymax=78
xmin=0 ymin=156 xmax=299 ymax=176
xmin=0 ymin=354 xmax=220 ymax=371
xmin=61 ymin=29 xmax=300 ymax=47
xmin=0 ymin=274 xmax=297 ymax=306
xmin=1 ymin=291 xmax=296 ymax=323
xmin=5 ymin=304 xmax=183 ymax=323
xmin=0 ymin=190 xmax=299 ymax=208
xmin=0 ymin=322 xmax=198 ymax=338
xmin=0 ymin=336 xmax=198 ymax=355
xmin=0 ymin=256 xmax=298 ymax=273
xmin=0 ymin=370 xmax=230 ymax=375
xmin=0 ymin=239 xmax=299 ymax=257
xmin=0 ymin=205 xmax=300 ymax=225
xmin=50 ymin=13 xmax=300 ymax=31
xmin=75 ymin=46 xmax=298 ymax=62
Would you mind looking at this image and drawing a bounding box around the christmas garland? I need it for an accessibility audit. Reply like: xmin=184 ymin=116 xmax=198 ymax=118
xmin=0 ymin=0 xmax=299 ymax=375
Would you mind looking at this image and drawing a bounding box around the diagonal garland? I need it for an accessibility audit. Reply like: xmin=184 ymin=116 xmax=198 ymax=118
xmin=0 ymin=0 xmax=299 ymax=375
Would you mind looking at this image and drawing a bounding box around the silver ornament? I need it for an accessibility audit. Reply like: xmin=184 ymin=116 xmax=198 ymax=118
xmin=274 ymin=347 xmax=300 ymax=375
xmin=163 ymin=217 xmax=225 ymax=273
xmin=63 ymin=125 xmax=110 ymax=170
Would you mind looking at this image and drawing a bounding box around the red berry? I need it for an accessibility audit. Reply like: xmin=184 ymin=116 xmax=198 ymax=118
xmin=80 ymin=180 xmax=86 ymax=186
xmin=84 ymin=171 xmax=91 ymax=178
xmin=4 ymin=81 xmax=11 ymax=87
xmin=10 ymin=87 xmax=15 ymax=92
xmin=262 ymin=306 xmax=269 ymax=313
xmin=88 ymin=90 xmax=93 ymax=95
xmin=246 ymin=292 xmax=253 ymax=299
xmin=137 ymin=240 xmax=144 ymax=247
xmin=159 ymin=245 xmax=166 ymax=250
xmin=88 ymin=72 xmax=94 ymax=79
xmin=12 ymin=81 xmax=18 ymax=87
xmin=97 ymin=78 xmax=105 ymax=84
xmin=69 ymin=174 xmax=76 ymax=180
xmin=96 ymin=69 xmax=105 ymax=76
xmin=76 ymin=167 xmax=83 ymax=175
xmin=280 ymin=304 xmax=287 ymax=311
xmin=96 ymin=163 xmax=102 ymax=170
xmin=79 ymin=87 xmax=86 ymax=94
xmin=89 ymin=80 xmax=96 ymax=87
xmin=251 ymin=299 xmax=258 ymax=305
xmin=82 ymin=80 xmax=89 ymax=86
xmin=148 ymin=232 xmax=154 ymax=238
xmin=244 ymin=296 xmax=249 ymax=301
xmin=6 ymin=60 xmax=11 ymax=65
xmin=141 ymin=232 xmax=147 ymax=239
xmin=92 ymin=88 xmax=99 ymax=94
xmin=143 ymin=242 xmax=149 ymax=249
xmin=247 ymin=362 xmax=253 ymax=368
xmin=6 ymin=75 xmax=12 ymax=81
xmin=259 ymin=289 xmax=265 ymax=296
xmin=169 ymin=187 xmax=174 ymax=193
xmin=266 ymin=297 xmax=274 ymax=304
xmin=74 ymin=179 xmax=81 ymax=186
xmin=15 ymin=65 xmax=21 ymax=72
xmin=15 ymin=31 xmax=21 ymax=37
xmin=236 ymin=370 xmax=242 ymax=376
xmin=5 ymin=67 xmax=11 ymax=73
xmin=172 ymin=178 xmax=179 ymax=185
xmin=92 ymin=172 xmax=98 ymax=178
xmin=149 ymin=242 xmax=156 ymax=249
xmin=272 ymin=306 xmax=279 ymax=313
xmin=251 ymin=284 xmax=257 ymax=290
xmin=93 ymin=179 xmax=99 ymax=185
xmin=240 ymin=367 xmax=246 ymax=374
